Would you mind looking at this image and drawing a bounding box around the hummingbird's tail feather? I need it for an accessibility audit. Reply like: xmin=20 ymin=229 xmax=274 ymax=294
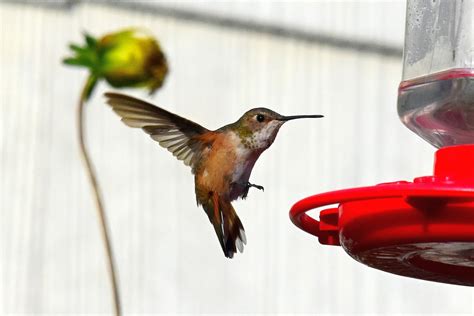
xmin=221 ymin=200 xmax=246 ymax=258
xmin=201 ymin=192 xmax=246 ymax=258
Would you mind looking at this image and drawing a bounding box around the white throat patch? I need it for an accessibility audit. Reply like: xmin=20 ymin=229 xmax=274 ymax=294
xmin=254 ymin=120 xmax=284 ymax=149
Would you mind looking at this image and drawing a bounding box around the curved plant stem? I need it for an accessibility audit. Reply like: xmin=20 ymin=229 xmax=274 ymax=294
xmin=77 ymin=76 xmax=122 ymax=316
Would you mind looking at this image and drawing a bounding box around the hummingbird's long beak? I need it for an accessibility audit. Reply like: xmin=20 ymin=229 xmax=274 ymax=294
xmin=277 ymin=114 xmax=324 ymax=121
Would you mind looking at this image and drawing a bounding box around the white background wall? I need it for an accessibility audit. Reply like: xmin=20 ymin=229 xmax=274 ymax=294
xmin=1 ymin=1 xmax=473 ymax=314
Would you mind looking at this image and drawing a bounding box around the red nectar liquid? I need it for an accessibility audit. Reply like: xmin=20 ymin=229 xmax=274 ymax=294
xmin=398 ymin=69 xmax=474 ymax=148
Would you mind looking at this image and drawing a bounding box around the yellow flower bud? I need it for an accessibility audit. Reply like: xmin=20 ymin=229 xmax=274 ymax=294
xmin=98 ymin=29 xmax=168 ymax=94
xmin=64 ymin=28 xmax=168 ymax=98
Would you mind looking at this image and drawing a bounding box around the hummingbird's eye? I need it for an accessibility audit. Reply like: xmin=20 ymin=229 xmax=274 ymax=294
xmin=256 ymin=114 xmax=265 ymax=122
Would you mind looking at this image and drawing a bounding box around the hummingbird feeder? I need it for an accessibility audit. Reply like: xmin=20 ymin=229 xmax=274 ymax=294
xmin=290 ymin=0 xmax=474 ymax=286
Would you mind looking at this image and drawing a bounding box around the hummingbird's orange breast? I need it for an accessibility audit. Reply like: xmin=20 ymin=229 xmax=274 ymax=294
xmin=195 ymin=131 xmax=253 ymax=200
xmin=195 ymin=131 xmax=240 ymax=196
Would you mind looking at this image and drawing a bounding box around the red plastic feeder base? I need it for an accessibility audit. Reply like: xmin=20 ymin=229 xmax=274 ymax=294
xmin=290 ymin=145 xmax=474 ymax=286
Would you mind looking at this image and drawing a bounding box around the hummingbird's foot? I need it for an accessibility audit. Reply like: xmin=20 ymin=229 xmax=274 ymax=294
xmin=247 ymin=182 xmax=264 ymax=192
xmin=240 ymin=182 xmax=264 ymax=199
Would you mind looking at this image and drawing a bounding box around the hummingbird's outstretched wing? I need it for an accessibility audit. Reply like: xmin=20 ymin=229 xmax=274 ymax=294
xmin=105 ymin=92 xmax=209 ymax=171
xmin=199 ymin=191 xmax=246 ymax=258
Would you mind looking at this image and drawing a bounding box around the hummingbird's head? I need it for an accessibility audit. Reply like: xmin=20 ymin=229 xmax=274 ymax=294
xmin=235 ymin=108 xmax=323 ymax=150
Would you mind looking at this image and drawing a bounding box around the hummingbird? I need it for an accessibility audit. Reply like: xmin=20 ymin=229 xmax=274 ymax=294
xmin=105 ymin=92 xmax=323 ymax=258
